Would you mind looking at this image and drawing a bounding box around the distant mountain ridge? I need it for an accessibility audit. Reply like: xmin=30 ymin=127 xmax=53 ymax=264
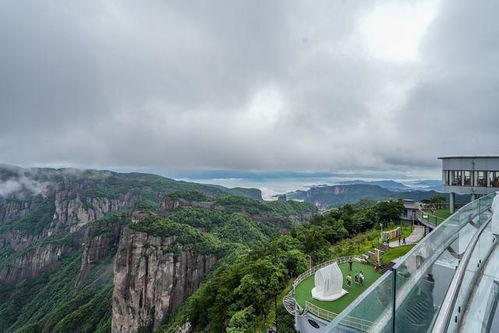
xmin=336 ymin=179 xmax=410 ymax=191
xmin=287 ymin=183 xmax=452 ymax=208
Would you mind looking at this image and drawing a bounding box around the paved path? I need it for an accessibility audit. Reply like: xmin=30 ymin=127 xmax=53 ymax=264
xmin=388 ymin=225 xmax=425 ymax=248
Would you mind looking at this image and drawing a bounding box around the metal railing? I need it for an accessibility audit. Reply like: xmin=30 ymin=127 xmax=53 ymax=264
xmin=304 ymin=302 xmax=375 ymax=331
xmin=416 ymin=210 xmax=445 ymax=227
xmin=305 ymin=302 xmax=338 ymax=322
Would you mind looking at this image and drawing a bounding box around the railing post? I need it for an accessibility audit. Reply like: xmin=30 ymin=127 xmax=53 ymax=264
xmin=391 ymin=267 xmax=397 ymax=333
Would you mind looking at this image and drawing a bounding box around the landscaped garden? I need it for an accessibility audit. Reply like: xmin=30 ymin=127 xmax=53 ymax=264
xmin=294 ymin=261 xmax=380 ymax=316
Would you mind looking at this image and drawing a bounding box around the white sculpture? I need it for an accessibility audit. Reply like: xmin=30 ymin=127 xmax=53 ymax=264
xmin=311 ymin=262 xmax=348 ymax=301
xmin=492 ymin=191 xmax=499 ymax=236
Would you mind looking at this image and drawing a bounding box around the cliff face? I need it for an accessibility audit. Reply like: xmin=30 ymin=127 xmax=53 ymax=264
xmin=0 ymin=170 xmax=143 ymax=284
xmin=0 ymin=243 xmax=66 ymax=284
xmin=112 ymin=228 xmax=217 ymax=333
xmin=51 ymin=181 xmax=139 ymax=234
xmin=75 ymin=218 xmax=123 ymax=288
xmin=0 ymin=196 xmax=44 ymax=223
xmin=159 ymin=197 xmax=222 ymax=214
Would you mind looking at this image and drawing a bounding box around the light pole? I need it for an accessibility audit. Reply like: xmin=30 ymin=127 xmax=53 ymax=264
xmin=412 ymin=211 xmax=415 ymax=232
xmin=380 ymin=223 xmax=383 ymax=244
xmin=306 ymin=255 xmax=312 ymax=271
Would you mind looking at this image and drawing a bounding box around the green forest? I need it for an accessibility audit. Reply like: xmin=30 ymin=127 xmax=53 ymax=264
xmin=0 ymin=166 xmax=405 ymax=333
xmin=158 ymin=199 xmax=404 ymax=332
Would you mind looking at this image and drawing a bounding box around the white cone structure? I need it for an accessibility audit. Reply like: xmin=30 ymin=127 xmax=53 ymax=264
xmin=492 ymin=192 xmax=499 ymax=236
xmin=311 ymin=262 xmax=348 ymax=301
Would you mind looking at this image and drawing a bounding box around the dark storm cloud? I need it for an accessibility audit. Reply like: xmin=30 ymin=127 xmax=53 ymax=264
xmin=0 ymin=0 xmax=496 ymax=174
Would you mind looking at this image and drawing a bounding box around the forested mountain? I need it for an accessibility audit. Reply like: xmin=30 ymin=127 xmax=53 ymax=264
xmin=336 ymin=180 xmax=410 ymax=191
xmin=0 ymin=166 xmax=316 ymax=333
xmin=286 ymin=183 xmax=460 ymax=208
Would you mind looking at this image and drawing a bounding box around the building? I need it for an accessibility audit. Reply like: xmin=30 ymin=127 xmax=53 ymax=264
xmin=439 ymin=155 xmax=499 ymax=212
xmin=401 ymin=199 xmax=421 ymax=222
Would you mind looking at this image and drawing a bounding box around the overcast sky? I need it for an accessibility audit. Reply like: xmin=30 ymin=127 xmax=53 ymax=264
xmin=1 ymin=0 xmax=498 ymax=176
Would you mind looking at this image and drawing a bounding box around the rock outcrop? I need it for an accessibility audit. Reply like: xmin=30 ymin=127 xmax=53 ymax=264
xmin=51 ymin=186 xmax=138 ymax=234
xmin=0 ymin=243 xmax=66 ymax=284
xmin=159 ymin=197 xmax=222 ymax=215
xmin=76 ymin=219 xmax=123 ymax=288
xmin=112 ymin=228 xmax=217 ymax=333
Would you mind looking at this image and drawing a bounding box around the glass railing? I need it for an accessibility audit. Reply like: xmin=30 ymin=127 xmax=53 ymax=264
xmin=322 ymin=193 xmax=495 ymax=333
xmin=433 ymin=214 xmax=496 ymax=332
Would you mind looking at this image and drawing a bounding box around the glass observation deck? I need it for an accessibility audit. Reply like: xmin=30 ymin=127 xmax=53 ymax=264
xmin=322 ymin=193 xmax=497 ymax=333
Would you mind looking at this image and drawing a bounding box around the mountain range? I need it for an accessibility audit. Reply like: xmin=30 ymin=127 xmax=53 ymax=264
xmin=0 ymin=166 xmax=316 ymax=332
xmin=286 ymin=183 xmax=455 ymax=208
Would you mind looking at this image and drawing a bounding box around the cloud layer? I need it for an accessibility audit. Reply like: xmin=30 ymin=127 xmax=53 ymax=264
xmin=0 ymin=0 xmax=497 ymax=175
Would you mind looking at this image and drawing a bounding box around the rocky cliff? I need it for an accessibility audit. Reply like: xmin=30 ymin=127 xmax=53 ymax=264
xmin=112 ymin=227 xmax=217 ymax=333
xmin=75 ymin=216 xmax=123 ymax=288
xmin=0 ymin=242 xmax=66 ymax=284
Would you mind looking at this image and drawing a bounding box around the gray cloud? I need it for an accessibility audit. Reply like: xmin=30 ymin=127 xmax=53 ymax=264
xmin=0 ymin=0 xmax=497 ymax=175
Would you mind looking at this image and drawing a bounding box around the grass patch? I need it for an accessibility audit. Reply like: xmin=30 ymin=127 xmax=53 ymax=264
xmin=381 ymin=244 xmax=415 ymax=264
xmin=330 ymin=229 xmax=381 ymax=257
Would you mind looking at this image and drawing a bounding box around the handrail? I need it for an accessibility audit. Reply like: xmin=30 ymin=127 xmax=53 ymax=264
xmin=416 ymin=210 xmax=445 ymax=226
xmin=431 ymin=215 xmax=493 ymax=332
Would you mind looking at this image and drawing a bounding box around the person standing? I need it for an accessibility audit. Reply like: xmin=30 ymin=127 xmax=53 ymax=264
xmin=348 ymin=258 xmax=353 ymax=271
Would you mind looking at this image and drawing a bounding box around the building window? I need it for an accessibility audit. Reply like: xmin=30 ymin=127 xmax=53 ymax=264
xmin=490 ymin=172 xmax=499 ymax=188
xmin=476 ymin=171 xmax=487 ymax=187
xmin=444 ymin=171 xmax=450 ymax=185
xmin=451 ymin=170 xmax=462 ymax=186
xmin=464 ymin=171 xmax=471 ymax=186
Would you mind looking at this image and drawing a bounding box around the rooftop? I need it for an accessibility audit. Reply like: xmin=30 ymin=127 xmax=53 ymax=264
xmin=438 ymin=154 xmax=499 ymax=159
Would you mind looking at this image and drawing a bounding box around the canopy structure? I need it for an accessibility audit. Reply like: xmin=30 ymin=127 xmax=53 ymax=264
xmin=311 ymin=262 xmax=348 ymax=301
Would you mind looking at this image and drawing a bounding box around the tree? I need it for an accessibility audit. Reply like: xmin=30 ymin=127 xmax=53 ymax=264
xmin=374 ymin=200 xmax=404 ymax=225
xmin=429 ymin=195 xmax=446 ymax=206
xmin=226 ymin=306 xmax=255 ymax=333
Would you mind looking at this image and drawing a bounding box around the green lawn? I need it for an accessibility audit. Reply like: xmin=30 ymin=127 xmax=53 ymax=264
xmin=423 ymin=208 xmax=451 ymax=223
xmin=400 ymin=225 xmax=413 ymax=238
xmin=294 ymin=262 xmax=380 ymax=316
xmin=433 ymin=208 xmax=451 ymax=220
xmin=381 ymin=244 xmax=415 ymax=264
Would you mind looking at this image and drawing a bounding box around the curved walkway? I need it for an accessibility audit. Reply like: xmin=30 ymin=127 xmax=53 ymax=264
xmin=388 ymin=225 xmax=424 ymax=248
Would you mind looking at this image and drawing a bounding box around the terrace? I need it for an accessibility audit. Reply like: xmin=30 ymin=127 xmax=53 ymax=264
xmin=294 ymin=261 xmax=380 ymax=318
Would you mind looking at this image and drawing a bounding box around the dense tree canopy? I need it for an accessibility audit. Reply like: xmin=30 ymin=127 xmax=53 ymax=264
xmin=178 ymin=199 xmax=404 ymax=332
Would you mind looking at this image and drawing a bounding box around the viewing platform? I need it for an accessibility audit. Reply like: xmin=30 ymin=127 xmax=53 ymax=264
xmin=323 ymin=192 xmax=498 ymax=332
xmin=283 ymin=257 xmax=383 ymax=332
